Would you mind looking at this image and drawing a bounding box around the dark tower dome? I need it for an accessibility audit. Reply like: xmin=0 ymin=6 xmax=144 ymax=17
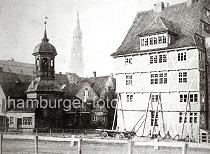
xmin=33 ymin=30 xmax=57 ymax=56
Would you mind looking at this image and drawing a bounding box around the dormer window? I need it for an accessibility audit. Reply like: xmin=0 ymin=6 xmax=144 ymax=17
xmin=163 ymin=36 xmax=167 ymax=43
xmin=150 ymin=38 xmax=153 ymax=45
xmin=140 ymin=33 xmax=168 ymax=50
xmin=145 ymin=38 xmax=149 ymax=46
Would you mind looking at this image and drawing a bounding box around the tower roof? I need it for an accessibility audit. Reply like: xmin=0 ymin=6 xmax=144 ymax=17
xmin=74 ymin=10 xmax=82 ymax=35
xmin=33 ymin=20 xmax=57 ymax=56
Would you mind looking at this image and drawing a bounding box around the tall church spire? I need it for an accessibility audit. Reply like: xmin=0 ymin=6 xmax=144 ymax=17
xmin=69 ymin=10 xmax=84 ymax=76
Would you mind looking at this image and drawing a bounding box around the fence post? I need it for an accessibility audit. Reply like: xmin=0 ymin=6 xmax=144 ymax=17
xmin=78 ymin=138 xmax=82 ymax=154
xmin=0 ymin=134 xmax=3 ymax=154
xmin=34 ymin=135 xmax=38 ymax=154
xmin=128 ymin=140 xmax=133 ymax=154
xmin=154 ymin=139 xmax=159 ymax=150
xmin=182 ymin=143 xmax=187 ymax=154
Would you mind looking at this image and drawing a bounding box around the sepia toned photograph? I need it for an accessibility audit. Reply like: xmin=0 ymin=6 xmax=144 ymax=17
xmin=0 ymin=0 xmax=210 ymax=153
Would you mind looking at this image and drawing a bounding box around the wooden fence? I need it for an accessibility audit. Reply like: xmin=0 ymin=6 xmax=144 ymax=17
xmin=1 ymin=134 xmax=210 ymax=154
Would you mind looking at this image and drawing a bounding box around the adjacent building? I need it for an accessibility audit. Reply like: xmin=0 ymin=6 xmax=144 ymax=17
xmin=111 ymin=0 xmax=210 ymax=141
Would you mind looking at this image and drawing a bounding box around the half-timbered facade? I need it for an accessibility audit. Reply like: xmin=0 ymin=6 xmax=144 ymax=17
xmin=112 ymin=0 xmax=210 ymax=140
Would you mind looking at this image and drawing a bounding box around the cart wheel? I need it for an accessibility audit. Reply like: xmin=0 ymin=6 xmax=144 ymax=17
xmin=101 ymin=132 xmax=109 ymax=138
xmin=119 ymin=133 xmax=125 ymax=140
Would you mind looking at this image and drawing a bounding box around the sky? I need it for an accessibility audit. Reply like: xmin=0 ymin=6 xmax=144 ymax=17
xmin=0 ymin=0 xmax=186 ymax=77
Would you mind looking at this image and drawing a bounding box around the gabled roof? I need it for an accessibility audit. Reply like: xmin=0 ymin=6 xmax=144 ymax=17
xmin=0 ymin=72 xmax=33 ymax=98
xmin=140 ymin=16 xmax=177 ymax=36
xmin=112 ymin=1 xmax=210 ymax=57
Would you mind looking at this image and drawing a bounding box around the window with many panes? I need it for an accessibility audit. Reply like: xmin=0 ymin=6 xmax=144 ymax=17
xmin=126 ymin=75 xmax=133 ymax=85
xmin=125 ymin=57 xmax=132 ymax=65
xmin=151 ymin=73 xmax=167 ymax=84
xmin=160 ymin=54 xmax=167 ymax=63
xmin=178 ymin=52 xmax=186 ymax=61
xmin=189 ymin=112 xmax=198 ymax=123
xmin=180 ymin=94 xmax=188 ymax=102
xmin=151 ymin=111 xmax=158 ymax=126
xmin=151 ymin=74 xmax=159 ymax=84
xmin=151 ymin=95 xmax=159 ymax=103
xmin=179 ymin=72 xmax=187 ymax=83
xmin=159 ymin=73 xmax=167 ymax=84
xmin=179 ymin=112 xmax=187 ymax=123
xmin=150 ymin=54 xmax=167 ymax=64
xmin=189 ymin=94 xmax=198 ymax=103
xmin=127 ymin=95 xmax=133 ymax=102
xmin=23 ymin=117 xmax=32 ymax=125
xmin=150 ymin=55 xmax=158 ymax=64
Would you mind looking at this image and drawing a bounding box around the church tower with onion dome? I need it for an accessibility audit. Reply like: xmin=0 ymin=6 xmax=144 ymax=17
xmin=69 ymin=11 xmax=84 ymax=76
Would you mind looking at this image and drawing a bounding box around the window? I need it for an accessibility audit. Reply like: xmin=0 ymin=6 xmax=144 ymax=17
xmin=125 ymin=57 xmax=132 ymax=65
xmin=189 ymin=112 xmax=198 ymax=123
xmin=178 ymin=52 xmax=187 ymax=61
xmin=189 ymin=94 xmax=198 ymax=103
xmin=151 ymin=73 xmax=167 ymax=84
xmin=158 ymin=36 xmax=163 ymax=44
xmin=180 ymin=94 xmax=188 ymax=102
xmin=151 ymin=111 xmax=158 ymax=126
xmin=179 ymin=72 xmax=187 ymax=83
xmin=151 ymin=95 xmax=159 ymax=103
xmin=141 ymin=38 xmax=145 ymax=46
xmin=159 ymin=54 xmax=167 ymax=63
xmin=150 ymin=54 xmax=167 ymax=64
xmin=154 ymin=37 xmax=157 ymax=45
xmin=92 ymin=115 xmax=97 ymax=123
xmin=150 ymin=37 xmax=153 ymax=45
xmin=151 ymin=74 xmax=158 ymax=84
xmin=127 ymin=95 xmax=133 ymax=102
xmin=102 ymin=116 xmax=106 ymax=123
xmin=23 ymin=117 xmax=32 ymax=125
xmin=9 ymin=117 xmax=14 ymax=125
xmin=163 ymin=36 xmax=167 ymax=43
xmin=145 ymin=38 xmax=149 ymax=46
xmin=159 ymin=73 xmax=167 ymax=84
xmin=126 ymin=75 xmax=133 ymax=85
xmin=150 ymin=55 xmax=158 ymax=64
xmin=179 ymin=112 xmax=187 ymax=123
xmin=88 ymin=91 xmax=91 ymax=97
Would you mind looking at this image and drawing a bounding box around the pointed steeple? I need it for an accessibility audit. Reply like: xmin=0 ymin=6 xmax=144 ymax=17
xmin=74 ymin=10 xmax=82 ymax=35
xmin=42 ymin=17 xmax=49 ymax=42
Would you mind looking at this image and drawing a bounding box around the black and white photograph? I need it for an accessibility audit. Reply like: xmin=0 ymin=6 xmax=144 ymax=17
xmin=0 ymin=0 xmax=210 ymax=153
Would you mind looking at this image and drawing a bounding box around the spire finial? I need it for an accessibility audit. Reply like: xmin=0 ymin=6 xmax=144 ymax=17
xmin=42 ymin=17 xmax=49 ymax=42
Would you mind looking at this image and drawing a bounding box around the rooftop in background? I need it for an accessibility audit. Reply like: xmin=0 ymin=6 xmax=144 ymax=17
xmin=0 ymin=59 xmax=35 ymax=76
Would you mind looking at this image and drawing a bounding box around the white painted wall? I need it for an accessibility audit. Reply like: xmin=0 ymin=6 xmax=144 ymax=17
xmin=115 ymin=48 xmax=204 ymax=140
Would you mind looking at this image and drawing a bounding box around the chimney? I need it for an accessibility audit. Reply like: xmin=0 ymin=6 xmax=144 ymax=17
xmin=154 ymin=2 xmax=164 ymax=12
xmin=165 ymin=3 xmax=169 ymax=8
xmin=93 ymin=71 xmax=96 ymax=78
xmin=187 ymin=0 xmax=195 ymax=7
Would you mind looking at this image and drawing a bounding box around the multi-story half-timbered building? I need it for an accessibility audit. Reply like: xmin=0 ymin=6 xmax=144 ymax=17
xmin=112 ymin=0 xmax=210 ymax=140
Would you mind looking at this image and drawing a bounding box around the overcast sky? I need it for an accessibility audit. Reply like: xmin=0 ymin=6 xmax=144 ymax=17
xmin=0 ymin=0 xmax=186 ymax=77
